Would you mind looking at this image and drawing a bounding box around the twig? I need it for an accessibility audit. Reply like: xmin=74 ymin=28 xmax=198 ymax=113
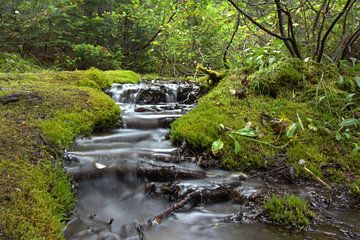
xmin=303 ymin=166 xmax=331 ymax=189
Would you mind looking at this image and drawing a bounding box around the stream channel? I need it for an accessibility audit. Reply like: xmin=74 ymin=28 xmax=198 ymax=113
xmin=63 ymin=81 xmax=359 ymax=240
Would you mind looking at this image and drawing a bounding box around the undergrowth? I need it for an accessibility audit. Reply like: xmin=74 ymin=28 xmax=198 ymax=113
xmin=171 ymin=58 xmax=359 ymax=188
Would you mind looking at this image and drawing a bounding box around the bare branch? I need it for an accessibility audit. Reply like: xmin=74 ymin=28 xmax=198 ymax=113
xmin=314 ymin=0 xmax=332 ymax=59
xmin=274 ymin=0 xmax=299 ymax=57
xmin=311 ymin=0 xmax=328 ymax=56
xmin=226 ymin=0 xmax=290 ymax=40
xmin=316 ymin=0 xmax=355 ymax=62
xmin=223 ymin=14 xmax=241 ymax=69
xmin=282 ymin=7 xmax=302 ymax=59
xmin=141 ymin=10 xmax=177 ymax=51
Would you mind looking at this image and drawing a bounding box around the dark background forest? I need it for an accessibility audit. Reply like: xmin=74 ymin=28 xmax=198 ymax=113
xmin=1 ymin=0 xmax=359 ymax=75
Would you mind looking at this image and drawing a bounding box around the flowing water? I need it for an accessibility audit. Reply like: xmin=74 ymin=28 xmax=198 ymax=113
xmin=63 ymin=81 xmax=359 ymax=240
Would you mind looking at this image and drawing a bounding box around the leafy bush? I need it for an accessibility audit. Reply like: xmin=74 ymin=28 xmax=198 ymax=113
xmin=264 ymin=194 xmax=314 ymax=227
xmin=69 ymin=44 xmax=122 ymax=70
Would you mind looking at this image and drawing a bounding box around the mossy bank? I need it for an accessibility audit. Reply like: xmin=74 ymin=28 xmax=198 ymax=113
xmin=0 ymin=68 xmax=140 ymax=239
xmin=171 ymin=59 xmax=359 ymax=193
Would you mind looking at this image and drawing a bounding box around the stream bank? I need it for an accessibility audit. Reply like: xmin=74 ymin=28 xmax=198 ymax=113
xmin=0 ymin=69 xmax=140 ymax=239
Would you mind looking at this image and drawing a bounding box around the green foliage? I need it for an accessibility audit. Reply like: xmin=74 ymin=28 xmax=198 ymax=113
xmin=235 ymin=39 xmax=289 ymax=71
xmin=264 ymin=194 xmax=314 ymax=227
xmin=69 ymin=44 xmax=122 ymax=70
xmin=349 ymin=178 xmax=360 ymax=196
xmin=0 ymin=0 xmax=358 ymax=73
xmin=211 ymin=139 xmax=224 ymax=156
xmin=0 ymin=52 xmax=43 ymax=73
xmin=248 ymin=58 xmax=324 ymax=97
xmin=171 ymin=64 xmax=359 ymax=181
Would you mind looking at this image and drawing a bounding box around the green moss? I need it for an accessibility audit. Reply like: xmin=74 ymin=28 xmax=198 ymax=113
xmin=171 ymin=62 xmax=358 ymax=182
xmin=349 ymin=178 xmax=360 ymax=196
xmin=104 ymin=70 xmax=141 ymax=84
xmin=0 ymin=160 xmax=74 ymax=239
xmin=0 ymin=69 xmax=138 ymax=239
xmin=264 ymin=194 xmax=314 ymax=227
xmin=196 ymin=65 xmax=226 ymax=88
xmin=248 ymin=58 xmax=338 ymax=97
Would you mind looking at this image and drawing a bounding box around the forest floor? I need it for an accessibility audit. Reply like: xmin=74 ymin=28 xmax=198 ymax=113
xmin=0 ymin=69 xmax=140 ymax=239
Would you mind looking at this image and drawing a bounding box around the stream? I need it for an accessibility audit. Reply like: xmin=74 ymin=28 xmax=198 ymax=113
xmin=63 ymin=81 xmax=359 ymax=240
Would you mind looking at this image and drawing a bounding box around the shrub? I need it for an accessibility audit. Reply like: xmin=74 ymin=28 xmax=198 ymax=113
xmin=70 ymin=44 xmax=122 ymax=70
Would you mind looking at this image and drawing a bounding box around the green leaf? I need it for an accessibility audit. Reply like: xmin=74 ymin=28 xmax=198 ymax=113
xmin=350 ymin=57 xmax=357 ymax=67
xmin=234 ymin=140 xmax=241 ymax=155
xmin=339 ymin=118 xmax=360 ymax=127
xmin=335 ymin=132 xmax=342 ymax=141
xmin=211 ymin=139 xmax=224 ymax=155
xmin=286 ymin=123 xmax=298 ymax=138
xmin=354 ymin=76 xmax=360 ymax=89
xmin=232 ymin=128 xmax=257 ymax=137
xmin=296 ymin=113 xmax=304 ymax=131
xmin=338 ymin=75 xmax=344 ymax=85
xmin=346 ymin=93 xmax=356 ymax=102
xmin=228 ymin=134 xmax=241 ymax=155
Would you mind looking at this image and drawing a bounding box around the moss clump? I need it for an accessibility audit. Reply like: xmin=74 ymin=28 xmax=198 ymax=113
xmin=196 ymin=65 xmax=226 ymax=88
xmin=248 ymin=58 xmax=337 ymax=97
xmin=349 ymin=178 xmax=360 ymax=196
xmin=264 ymin=194 xmax=314 ymax=227
xmin=0 ymin=69 xmax=138 ymax=239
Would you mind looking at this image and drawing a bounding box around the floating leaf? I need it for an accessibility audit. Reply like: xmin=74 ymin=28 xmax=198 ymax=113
xmin=339 ymin=118 xmax=360 ymax=127
xmin=211 ymin=139 xmax=224 ymax=155
xmin=232 ymin=127 xmax=257 ymax=137
xmin=286 ymin=123 xmax=298 ymax=138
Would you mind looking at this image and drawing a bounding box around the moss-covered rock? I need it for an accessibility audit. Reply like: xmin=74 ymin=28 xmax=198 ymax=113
xmin=0 ymin=69 xmax=139 ymax=239
xmin=264 ymin=194 xmax=314 ymax=227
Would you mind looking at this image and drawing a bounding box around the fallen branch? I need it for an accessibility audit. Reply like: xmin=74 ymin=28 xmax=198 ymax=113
xmin=137 ymin=162 xmax=209 ymax=181
xmin=148 ymin=184 xmax=261 ymax=226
